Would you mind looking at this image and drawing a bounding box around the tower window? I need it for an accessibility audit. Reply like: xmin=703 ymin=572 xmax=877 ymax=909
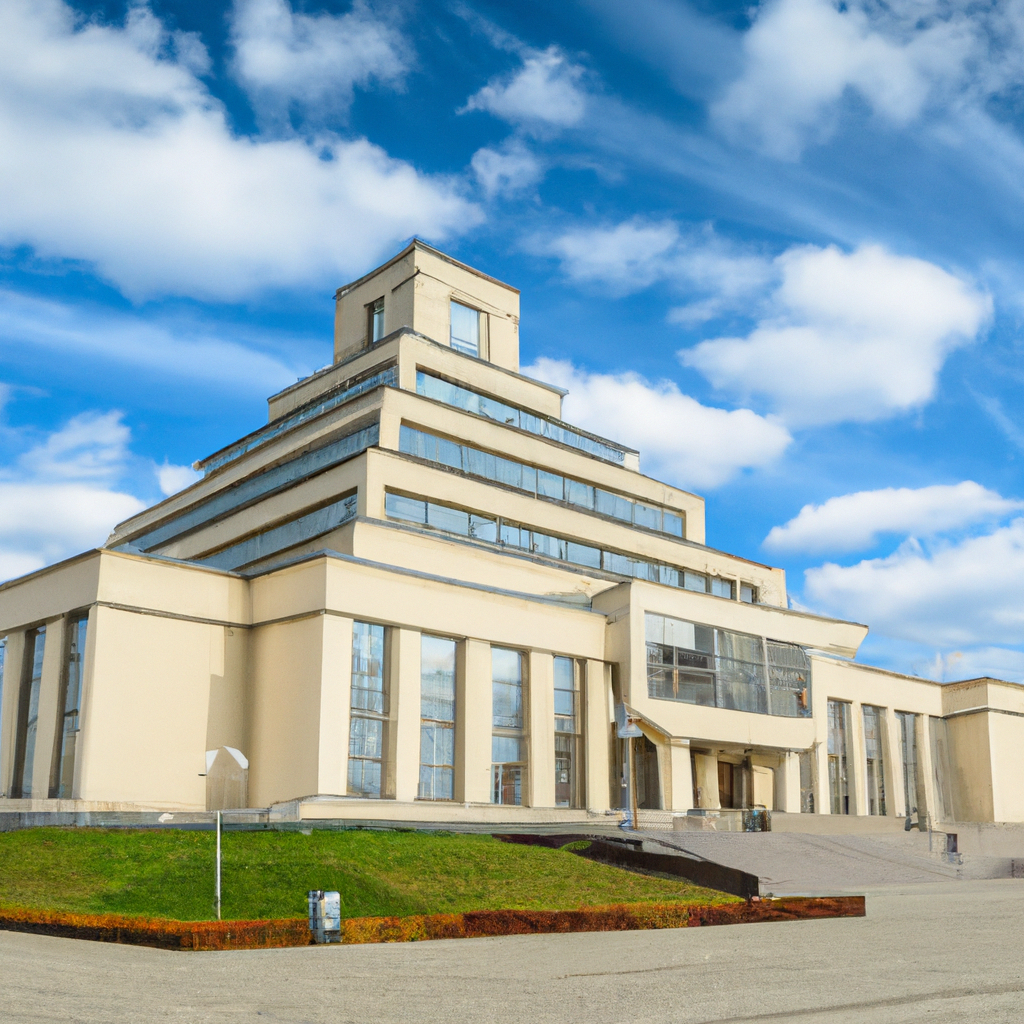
xmin=450 ymin=301 xmax=480 ymax=357
xmin=369 ymin=297 xmax=385 ymax=344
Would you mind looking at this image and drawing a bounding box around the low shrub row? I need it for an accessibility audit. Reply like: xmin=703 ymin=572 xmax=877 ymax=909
xmin=0 ymin=896 xmax=864 ymax=951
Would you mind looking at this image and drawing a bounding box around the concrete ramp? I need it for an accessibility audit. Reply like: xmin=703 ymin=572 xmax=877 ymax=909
xmin=644 ymin=830 xmax=1018 ymax=895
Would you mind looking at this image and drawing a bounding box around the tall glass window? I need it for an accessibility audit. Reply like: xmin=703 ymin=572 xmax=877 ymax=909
xmin=827 ymin=700 xmax=851 ymax=815
xmin=862 ymin=704 xmax=887 ymax=816
xmin=12 ymin=626 xmax=45 ymax=799
xmin=0 ymin=637 xmax=5 ymax=775
xmin=369 ymin=297 xmax=385 ymax=343
xmin=348 ymin=621 xmax=388 ymax=798
xmin=450 ymin=301 xmax=480 ymax=356
xmin=897 ymin=711 xmax=919 ymax=818
xmin=553 ymin=656 xmax=580 ymax=808
xmin=492 ymin=648 xmax=526 ymax=805
xmin=419 ymin=635 xmax=456 ymax=801
xmin=50 ymin=615 xmax=88 ymax=799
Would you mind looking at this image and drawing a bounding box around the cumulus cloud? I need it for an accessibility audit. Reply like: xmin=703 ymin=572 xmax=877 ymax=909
xmin=0 ymin=411 xmax=145 ymax=582
xmin=229 ymin=0 xmax=408 ymax=129
xmin=539 ymin=218 xmax=772 ymax=307
xmin=0 ymin=287 xmax=305 ymax=394
xmin=462 ymin=46 xmax=588 ymax=128
xmin=682 ymin=244 xmax=991 ymax=426
xmin=525 ymin=358 xmax=791 ymax=490
xmin=157 ymin=462 xmax=202 ymax=496
xmin=0 ymin=0 xmax=478 ymax=301
xmin=804 ymin=521 xmax=1024 ymax=647
xmin=712 ymin=0 xmax=978 ymax=159
xmin=766 ymin=482 xmax=1022 ymax=555
xmin=471 ymin=139 xmax=543 ymax=198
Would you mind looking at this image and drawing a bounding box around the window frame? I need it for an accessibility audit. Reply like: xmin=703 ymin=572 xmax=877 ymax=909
xmin=449 ymin=299 xmax=482 ymax=358
xmin=348 ymin=620 xmax=390 ymax=799
xmin=49 ymin=611 xmax=89 ymax=799
xmin=11 ymin=625 xmax=46 ymax=800
xmin=368 ymin=297 xmax=385 ymax=345
xmin=419 ymin=634 xmax=457 ymax=802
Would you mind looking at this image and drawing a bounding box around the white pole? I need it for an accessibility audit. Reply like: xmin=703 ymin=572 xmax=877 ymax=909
xmin=215 ymin=810 xmax=222 ymax=921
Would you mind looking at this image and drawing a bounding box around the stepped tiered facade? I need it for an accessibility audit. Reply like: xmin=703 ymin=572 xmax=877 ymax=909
xmin=1 ymin=241 xmax=1022 ymax=824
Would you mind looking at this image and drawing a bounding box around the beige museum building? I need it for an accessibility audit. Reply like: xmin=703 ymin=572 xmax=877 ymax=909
xmin=1 ymin=241 xmax=1022 ymax=827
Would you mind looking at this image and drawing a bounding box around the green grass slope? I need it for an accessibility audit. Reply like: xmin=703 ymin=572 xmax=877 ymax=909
xmin=0 ymin=828 xmax=733 ymax=922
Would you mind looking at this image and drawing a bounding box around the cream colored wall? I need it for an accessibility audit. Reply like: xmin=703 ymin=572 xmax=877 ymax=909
xmin=457 ymin=639 xmax=491 ymax=803
xmin=583 ymin=659 xmax=613 ymax=812
xmin=334 ymin=248 xmax=416 ymax=362
xmin=0 ymin=553 xmax=100 ymax=633
xmin=333 ymin=244 xmax=520 ymax=370
xmin=945 ymin=712 xmax=994 ymax=821
xmin=248 ymin=614 xmax=330 ymax=807
xmin=390 ymin=627 xmax=421 ymax=802
xmin=75 ymin=606 xmax=215 ymax=808
xmin=528 ymin=652 xmax=555 ymax=807
xmin=349 ymin=519 xmax=613 ymax=603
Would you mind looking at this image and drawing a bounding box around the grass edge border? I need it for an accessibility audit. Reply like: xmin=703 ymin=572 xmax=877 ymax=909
xmin=0 ymin=897 xmax=865 ymax=951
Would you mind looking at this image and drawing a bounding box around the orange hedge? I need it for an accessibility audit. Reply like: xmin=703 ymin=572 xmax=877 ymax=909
xmin=0 ymin=896 xmax=864 ymax=952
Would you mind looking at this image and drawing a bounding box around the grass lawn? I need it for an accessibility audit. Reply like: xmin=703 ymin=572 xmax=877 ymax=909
xmin=0 ymin=827 xmax=733 ymax=922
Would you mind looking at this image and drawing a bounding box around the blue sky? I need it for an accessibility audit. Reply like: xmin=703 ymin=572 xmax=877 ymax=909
xmin=1 ymin=0 xmax=1023 ymax=682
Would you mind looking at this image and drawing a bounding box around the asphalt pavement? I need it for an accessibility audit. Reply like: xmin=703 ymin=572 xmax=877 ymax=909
xmin=1 ymin=879 xmax=1023 ymax=1023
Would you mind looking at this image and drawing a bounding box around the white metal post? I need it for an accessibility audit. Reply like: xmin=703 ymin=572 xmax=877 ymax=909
xmin=215 ymin=810 xmax=222 ymax=921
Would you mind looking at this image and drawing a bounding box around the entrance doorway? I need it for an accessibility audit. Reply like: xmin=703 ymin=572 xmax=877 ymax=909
xmin=635 ymin=735 xmax=661 ymax=809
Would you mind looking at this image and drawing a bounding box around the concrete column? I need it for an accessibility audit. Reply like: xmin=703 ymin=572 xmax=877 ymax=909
xmin=916 ymin=715 xmax=935 ymax=829
xmin=32 ymin=617 xmax=65 ymax=799
xmin=0 ymin=631 xmax=25 ymax=798
xmin=527 ymin=652 xmax=555 ymax=808
xmin=885 ymin=708 xmax=906 ymax=818
xmin=692 ymin=753 xmax=720 ymax=809
xmin=456 ymin=640 xmax=491 ymax=803
xmin=390 ymin=628 xmax=422 ymax=802
xmin=583 ymin=660 xmax=612 ymax=812
xmin=777 ymin=751 xmax=802 ymax=812
xmin=666 ymin=738 xmax=693 ymax=812
xmin=317 ymin=614 xmax=352 ymax=796
xmin=847 ymin=702 xmax=865 ymax=816
xmin=815 ymin=736 xmax=831 ymax=815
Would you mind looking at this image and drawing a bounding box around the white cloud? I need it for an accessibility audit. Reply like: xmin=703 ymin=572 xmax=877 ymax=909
xmin=0 ymin=287 xmax=306 ymax=394
xmin=229 ymin=0 xmax=408 ymax=129
xmin=682 ymin=244 xmax=991 ymax=426
xmin=21 ymin=411 xmax=130 ymax=483
xmin=462 ymin=46 xmax=588 ymax=128
xmin=766 ymin=482 xmax=1022 ymax=555
xmin=804 ymin=520 xmax=1024 ymax=647
xmin=157 ymin=462 xmax=202 ymax=496
xmin=712 ymin=0 xmax=978 ymax=159
xmin=539 ymin=218 xmax=772 ymax=305
xmin=471 ymin=139 xmax=542 ymax=198
xmin=0 ymin=0 xmax=478 ymax=301
xmin=525 ymin=358 xmax=791 ymax=490
xmin=924 ymin=647 xmax=1024 ymax=685
xmin=0 ymin=410 xmax=146 ymax=583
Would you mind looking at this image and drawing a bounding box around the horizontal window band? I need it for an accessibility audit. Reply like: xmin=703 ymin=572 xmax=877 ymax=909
xmin=199 ymin=493 xmax=358 ymax=571
xmin=398 ymin=424 xmax=684 ymax=540
xmin=123 ymin=424 xmax=378 ymax=553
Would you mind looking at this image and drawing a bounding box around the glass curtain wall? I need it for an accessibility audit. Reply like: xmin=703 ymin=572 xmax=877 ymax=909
xmin=827 ymin=700 xmax=851 ymax=815
xmin=553 ymin=656 xmax=580 ymax=808
xmin=348 ymin=621 xmax=388 ymax=798
xmin=862 ymin=705 xmax=887 ymax=816
xmin=492 ymin=648 xmax=526 ymax=805
xmin=897 ymin=711 xmax=919 ymax=818
xmin=0 ymin=637 xmax=5 ymax=773
xmin=644 ymin=613 xmax=810 ymax=719
xmin=11 ymin=626 xmax=45 ymax=799
xmin=929 ymin=716 xmax=956 ymax=823
xmin=50 ymin=615 xmax=88 ymax=799
xmin=419 ymin=635 xmax=456 ymax=801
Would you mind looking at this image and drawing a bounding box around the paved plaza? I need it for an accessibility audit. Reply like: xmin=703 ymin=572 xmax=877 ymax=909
xmin=1 ymin=879 xmax=1022 ymax=1023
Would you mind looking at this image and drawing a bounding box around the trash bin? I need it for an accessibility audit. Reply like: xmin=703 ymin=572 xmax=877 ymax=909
xmin=307 ymin=890 xmax=342 ymax=943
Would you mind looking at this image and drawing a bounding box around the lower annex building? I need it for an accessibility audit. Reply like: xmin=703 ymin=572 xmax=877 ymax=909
xmin=0 ymin=241 xmax=1021 ymax=826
